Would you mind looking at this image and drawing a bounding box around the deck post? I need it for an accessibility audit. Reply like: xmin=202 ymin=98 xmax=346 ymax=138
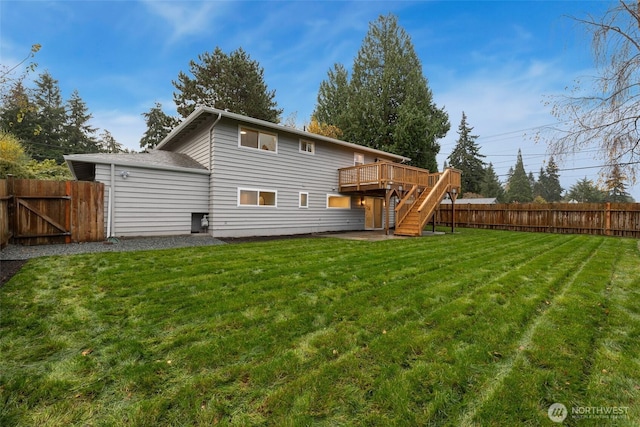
xmin=432 ymin=210 xmax=436 ymax=232
xmin=385 ymin=189 xmax=391 ymax=235
xmin=449 ymin=188 xmax=458 ymax=233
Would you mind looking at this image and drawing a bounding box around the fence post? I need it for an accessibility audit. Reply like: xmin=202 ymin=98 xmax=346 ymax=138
xmin=65 ymin=181 xmax=72 ymax=243
xmin=605 ymin=202 xmax=611 ymax=236
xmin=7 ymin=174 xmax=15 ymax=243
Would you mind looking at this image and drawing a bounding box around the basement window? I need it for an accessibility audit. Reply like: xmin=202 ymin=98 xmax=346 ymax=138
xmin=326 ymin=194 xmax=351 ymax=209
xmin=299 ymin=192 xmax=309 ymax=208
xmin=238 ymin=188 xmax=277 ymax=207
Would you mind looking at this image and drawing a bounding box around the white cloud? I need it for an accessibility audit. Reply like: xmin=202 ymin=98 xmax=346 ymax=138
xmin=141 ymin=0 xmax=222 ymax=42
xmin=435 ymin=59 xmax=562 ymax=152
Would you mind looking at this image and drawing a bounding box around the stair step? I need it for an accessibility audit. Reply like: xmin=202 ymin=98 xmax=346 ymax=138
xmin=396 ymin=174 xmax=455 ymax=237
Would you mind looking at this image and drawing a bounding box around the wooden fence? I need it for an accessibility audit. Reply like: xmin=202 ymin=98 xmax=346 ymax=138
xmin=437 ymin=202 xmax=640 ymax=238
xmin=0 ymin=178 xmax=104 ymax=247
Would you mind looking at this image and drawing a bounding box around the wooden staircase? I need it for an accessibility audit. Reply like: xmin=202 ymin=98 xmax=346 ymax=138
xmin=394 ymin=168 xmax=461 ymax=236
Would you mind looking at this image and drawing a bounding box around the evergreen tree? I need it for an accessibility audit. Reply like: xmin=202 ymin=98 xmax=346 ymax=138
xmin=31 ymin=71 xmax=66 ymax=161
xmin=0 ymin=80 xmax=40 ymax=153
xmin=173 ymin=47 xmax=282 ymax=121
xmin=567 ymin=177 xmax=606 ymax=202
xmin=506 ymin=149 xmax=533 ymax=203
xmin=604 ymin=164 xmax=634 ymax=202
xmin=528 ymin=171 xmax=536 ymax=191
xmin=65 ymin=89 xmax=99 ymax=154
xmin=535 ymin=157 xmax=563 ymax=202
xmin=312 ymin=63 xmax=350 ymax=132
xmin=140 ymin=102 xmax=179 ymax=150
xmin=314 ymin=14 xmax=449 ymax=170
xmin=99 ymin=129 xmax=124 ymax=153
xmin=533 ymin=166 xmax=546 ymax=200
xmin=480 ymin=162 xmax=505 ymax=202
xmin=447 ymin=112 xmax=485 ymax=194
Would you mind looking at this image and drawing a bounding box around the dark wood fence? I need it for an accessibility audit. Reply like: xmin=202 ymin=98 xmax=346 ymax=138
xmin=0 ymin=180 xmax=9 ymax=247
xmin=437 ymin=202 xmax=640 ymax=238
xmin=0 ymin=177 xmax=104 ymax=247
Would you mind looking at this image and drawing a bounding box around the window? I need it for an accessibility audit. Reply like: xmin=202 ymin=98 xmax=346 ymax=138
xmin=354 ymin=153 xmax=365 ymax=166
xmin=239 ymin=127 xmax=277 ymax=152
xmin=299 ymin=140 xmax=315 ymax=154
xmin=238 ymin=188 xmax=277 ymax=207
xmin=327 ymin=194 xmax=351 ymax=209
xmin=299 ymin=192 xmax=309 ymax=208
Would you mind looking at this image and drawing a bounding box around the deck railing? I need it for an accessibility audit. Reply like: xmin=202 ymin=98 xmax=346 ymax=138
xmin=338 ymin=162 xmax=437 ymax=191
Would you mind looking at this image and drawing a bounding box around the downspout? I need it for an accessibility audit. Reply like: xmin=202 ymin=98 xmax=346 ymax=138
xmin=108 ymin=163 xmax=115 ymax=238
xmin=207 ymin=112 xmax=223 ymax=235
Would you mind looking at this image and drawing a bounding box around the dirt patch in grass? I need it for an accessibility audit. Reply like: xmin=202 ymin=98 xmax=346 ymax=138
xmin=0 ymin=260 xmax=27 ymax=287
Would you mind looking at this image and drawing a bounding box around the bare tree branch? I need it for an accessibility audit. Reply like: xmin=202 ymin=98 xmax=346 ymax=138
xmin=547 ymin=1 xmax=640 ymax=184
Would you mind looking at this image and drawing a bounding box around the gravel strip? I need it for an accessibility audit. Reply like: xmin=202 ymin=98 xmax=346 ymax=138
xmin=1 ymin=235 xmax=226 ymax=260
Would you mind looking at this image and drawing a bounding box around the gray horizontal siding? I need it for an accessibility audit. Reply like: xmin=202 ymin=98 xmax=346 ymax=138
xmin=96 ymin=164 xmax=209 ymax=237
xmin=209 ymin=118 xmax=396 ymax=237
xmin=171 ymin=126 xmax=211 ymax=168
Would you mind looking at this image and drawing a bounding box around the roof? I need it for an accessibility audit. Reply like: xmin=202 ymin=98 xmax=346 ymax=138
xmin=155 ymin=106 xmax=411 ymax=162
xmin=441 ymin=197 xmax=497 ymax=205
xmin=64 ymin=150 xmax=209 ymax=181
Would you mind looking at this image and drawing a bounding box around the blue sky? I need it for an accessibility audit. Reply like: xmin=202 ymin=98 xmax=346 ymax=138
xmin=3 ymin=0 xmax=634 ymax=199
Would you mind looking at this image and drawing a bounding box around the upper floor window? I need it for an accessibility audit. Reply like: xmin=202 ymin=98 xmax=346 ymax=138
xmin=300 ymin=140 xmax=315 ymax=154
xmin=354 ymin=153 xmax=365 ymax=166
xmin=239 ymin=127 xmax=277 ymax=152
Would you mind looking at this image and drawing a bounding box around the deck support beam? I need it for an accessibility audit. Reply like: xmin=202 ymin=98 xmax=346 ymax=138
xmin=384 ymin=187 xmax=402 ymax=235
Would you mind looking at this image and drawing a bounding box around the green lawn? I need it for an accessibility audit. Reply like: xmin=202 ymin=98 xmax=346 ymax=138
xmin=1 ymin=229 xmax=639 ymax=426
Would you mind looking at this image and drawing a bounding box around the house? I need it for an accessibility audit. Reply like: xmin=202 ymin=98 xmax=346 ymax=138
xmin=65 ymin=107 xmax=460 ymax=238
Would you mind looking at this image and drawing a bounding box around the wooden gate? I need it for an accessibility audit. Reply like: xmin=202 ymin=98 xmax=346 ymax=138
xmin=14 ymin=192 xmax=72 ymax=244
xmin=0 ymin=177 xmax=104 ymax=247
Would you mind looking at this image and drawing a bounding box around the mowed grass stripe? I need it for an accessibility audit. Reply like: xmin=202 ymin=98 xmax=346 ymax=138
xmin=456 ymin=236 xmax=610 ymax=426
xmin=1 ymin=230 xmax=638 ymax=426
xmin=86 ymin=231 xmax=550 ymax=337
xmin=0 ymin=232 xmax=590 ymax=425
xmin=584 ymin=240 xmax=640 ymax=421
xmin=239 ymin=235 xmax=598 ymax=423
xmin=356 ymin=235 xmax=604 ymax=424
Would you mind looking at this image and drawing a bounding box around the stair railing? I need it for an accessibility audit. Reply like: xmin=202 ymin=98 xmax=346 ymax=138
xmin=395 ymin=185 xmax=418 ymax=226
xmin=416 ymin=168 xmax=458 ymax=231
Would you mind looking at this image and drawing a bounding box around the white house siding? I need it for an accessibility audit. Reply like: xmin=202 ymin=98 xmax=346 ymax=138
xmin=206 ymin=118 xmax=397 ymax=238
xmin=95 ymin=164 xmax=209 ymax=237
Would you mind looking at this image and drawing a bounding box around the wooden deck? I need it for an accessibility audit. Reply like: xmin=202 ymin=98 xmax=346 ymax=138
xmin=338 ymin=162 xmax=461 ymax=236
xmin=338 ymin=162 xmax=442 ymax=193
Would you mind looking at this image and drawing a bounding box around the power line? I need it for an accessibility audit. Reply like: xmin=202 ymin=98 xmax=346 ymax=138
xmin=496 ymin=161 xmax=640 ymax=178
xmin=441 ymin=120 xmax=571 ymax=149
